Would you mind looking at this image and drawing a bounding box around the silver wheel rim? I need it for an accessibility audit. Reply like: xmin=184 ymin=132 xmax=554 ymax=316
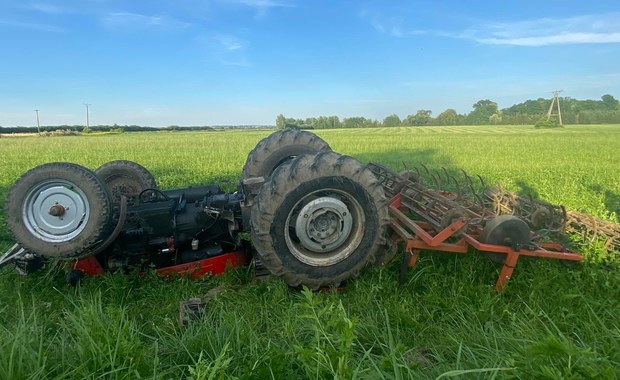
xmin=285 ymin=189 xmax=365 ymax=266
xmin=22 ymin=179 xmax=90 ymax=243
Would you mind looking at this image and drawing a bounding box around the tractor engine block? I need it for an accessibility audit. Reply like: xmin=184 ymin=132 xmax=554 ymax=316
xmin=104 ymin=185 xmax=243 ymax=271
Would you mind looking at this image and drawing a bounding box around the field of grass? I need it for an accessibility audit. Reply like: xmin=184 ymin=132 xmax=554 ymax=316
xmin=0 ymin=125 xmax=619 ymax=379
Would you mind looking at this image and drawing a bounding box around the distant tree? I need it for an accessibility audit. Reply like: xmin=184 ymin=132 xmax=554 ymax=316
xmin=435 ymin=109 xmax=458 ymax=125
xmin=403 ymin=110 xmax=432 ymax=126
xmin=466 ymin=99 xmax=498 ymax=125
xmin=489 ymin=112 xmax=503 ymax=125
xmin=343 ymin=116 xmax=368 ymax=128
xmin=304 ymin=117 xmax=318 ymax=128
xmin=601 ymin=94 xmax=619 ymax=110
xmin=315 ymin=116 xmax=341 ymax=129
xmin=276 ymin=114 xmax=286 ymax=129
xmin=383 ymin=114 xmax=401 ymax=127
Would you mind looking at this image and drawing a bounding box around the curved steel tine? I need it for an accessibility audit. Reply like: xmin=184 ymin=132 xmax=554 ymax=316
xmin=401 ymin=161 xmax=410 ymax=172
xmin=430 ymin=172 xmax=441 ymax=191
xmin=449 ymin=175 xmax=462 ymax=199
xmin=421 ymin=164 xmax=431 ymax=175
xmin=477 ymin=175 xmax=486 ymax=190
xmin=441 ymin=167 xmax=450 ymax=184
xmin=436 ymin=169 xmax=448 ymax=189
xmin=414 ymin=167 xmax=423 ymax=185
xmin=465 ymin=177 xmax=477 ymax=199
xmin=474 ymin=193 xmax=487 ymax=216
xmin=461 ymin=169 xmax=474 ymax=187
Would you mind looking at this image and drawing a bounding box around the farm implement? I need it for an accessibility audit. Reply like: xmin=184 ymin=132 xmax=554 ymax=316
xmin=1 ymin=130 xmax=616 ymax=290
xmin=367 ymin=163 xmax=584 ymax=291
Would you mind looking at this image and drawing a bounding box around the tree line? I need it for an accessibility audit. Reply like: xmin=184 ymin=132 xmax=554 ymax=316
xmin=276 ymin=94 xmax=620 ymax=129
xmin=2 ymin=95 xmax=619 ymax=134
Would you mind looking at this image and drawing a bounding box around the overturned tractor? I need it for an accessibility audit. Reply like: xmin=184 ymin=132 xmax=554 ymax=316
xmin=1 ymin=130 xmax=386 ymax=289
xmin=2 ymin=130 xmax=613 ymax=289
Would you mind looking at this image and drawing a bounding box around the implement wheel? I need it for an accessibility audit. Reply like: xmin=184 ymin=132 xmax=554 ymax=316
xmin=481 ymin=215 xmax=531 ymax=264
xmin=242 ymin=129 xmax=331 ymax=181
xmin=251 ymin=152 xmax=387 ymax=289
xmin=95 ymin=160 xmax=157 ymax=207
xmin=5 ymin=163 xmax=113 ymax=259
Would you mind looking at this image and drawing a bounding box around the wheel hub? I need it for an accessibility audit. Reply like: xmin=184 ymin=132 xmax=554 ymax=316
xmin=48 ymin=204 xmax=66 ymax=216
xmin=295 ymin=197 xmax=353 ymax=253
xmin=23 ymin=182 xmax=90 ymax=242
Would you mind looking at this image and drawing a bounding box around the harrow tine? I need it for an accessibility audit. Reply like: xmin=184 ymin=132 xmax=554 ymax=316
xmin=451 ymin=175 xmax=462 ymax=199
xmin=441 ymin=167 xmax=450 ymax=182
xmin=431 ymin=172 xmax=441 ymax=191
xmin=474 ymin=192 xmax=487 ymax=216
xmin=466 ymin=180 xmax=477 ymax=200
xmin=461 ymin=169 xmax=474 ymax=188
xmin=401 ymin=161 xmax=411 ymax=175
xmin=414 ymin=167 xmax=423 ymax=185
xmin=421 ymin=164 xmax=431 ymax=175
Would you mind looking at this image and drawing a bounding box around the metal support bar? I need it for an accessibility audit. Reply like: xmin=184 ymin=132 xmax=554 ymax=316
xmin=0 ymin=244 xmax=27 ymax=269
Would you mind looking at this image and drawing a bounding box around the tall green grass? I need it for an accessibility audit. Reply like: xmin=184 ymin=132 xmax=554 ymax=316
xmin=0 ymin=125 xmax=619 ymax=378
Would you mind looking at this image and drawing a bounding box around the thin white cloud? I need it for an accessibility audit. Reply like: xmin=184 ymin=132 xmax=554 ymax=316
xmin=358 ymin=9 xmax=426 ymax=38
xmin=199 ymin=33 xmax=252 ymax=66
xmin=101 ymin=12 xmax=189 ymax=31
xmin=212 ymin=35 xmax=245 ymax=51
xmin=464 ymin=13 xmax=620 ymax=46
xmin=361 ymin=9 xmax=620 ymax=46
xmin=228 ymin=0 xmax=294 ymax=10
xmin=0 ymin=19 xmax=66 ymax=32
xmin=23 ymin=2 xmax=68 ymax=14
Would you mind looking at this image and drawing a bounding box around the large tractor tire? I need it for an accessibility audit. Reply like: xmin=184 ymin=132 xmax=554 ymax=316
xmin=250 ymin=152 xmax=388 ymax=289
xmin=4 ymin=163 xmax=113 ymax=259
xmin=242 ymin=129 xmax=332 ymax=181
xmin=95 ymin=160 xmax=157 ymax=207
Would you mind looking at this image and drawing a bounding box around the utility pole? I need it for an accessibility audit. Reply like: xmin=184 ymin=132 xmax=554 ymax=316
xmin=34 ymin=109 xmax=40 ymax=134
xmin=84 ymin=103 xmax=91 ymax=129
xmin=547 ymin=90 xmax=563 ymax=126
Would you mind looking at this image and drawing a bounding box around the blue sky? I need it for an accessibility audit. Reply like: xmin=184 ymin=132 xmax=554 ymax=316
xmin=1 ymin=0 xmax=619 ymax=127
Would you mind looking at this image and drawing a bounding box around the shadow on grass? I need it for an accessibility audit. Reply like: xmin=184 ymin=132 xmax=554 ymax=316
xmin=355 ymin=148 xmax=450 ymax=170
xmin=514 ymin=179 xmax=540 ymax=198
xmin=590 ymin=184 xmax=620 ymax=217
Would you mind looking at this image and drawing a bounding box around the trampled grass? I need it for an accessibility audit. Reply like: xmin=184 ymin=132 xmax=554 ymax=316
xmin=0 ymin=125 xmax=619 ymax=379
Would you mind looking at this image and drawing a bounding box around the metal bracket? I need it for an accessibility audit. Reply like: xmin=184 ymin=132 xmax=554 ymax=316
xmin=0 ymin=244 xmax=27 ymax=269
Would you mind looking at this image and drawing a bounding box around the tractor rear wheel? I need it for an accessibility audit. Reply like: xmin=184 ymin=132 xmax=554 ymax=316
xmin=95 ymin=160 xmax=157 ymax=207
xmin=250 ymin=152 xmax=387 ymax=289
xmin=5 ymin=163 xmax=113 ymax=259
xmin=242 ymin=129 xmax=331 ymax=181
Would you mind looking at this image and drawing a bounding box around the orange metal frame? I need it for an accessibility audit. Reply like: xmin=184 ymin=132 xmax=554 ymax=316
xmin=389 ymin=194 xmax=582 ymax=291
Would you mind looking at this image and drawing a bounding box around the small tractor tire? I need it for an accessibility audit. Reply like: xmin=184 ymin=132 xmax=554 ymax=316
xmin=250 ymin=152 xmax=388 ymax=289
xmin=5 ymin=163 xmax=113 ymax=259
xmin=481 ymin=215 xmax=531 ymax=264
xmin=95 ymin=160 xmax=157 ymax=207
xmin=242 ymin=129 xmax=331 ymax=181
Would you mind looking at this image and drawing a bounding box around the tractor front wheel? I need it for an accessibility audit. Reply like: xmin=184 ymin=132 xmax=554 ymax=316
xmin=4 ymin=163 xmax=113 ymax=259
xmin=95 ymin=160 xmax=157 ymax=207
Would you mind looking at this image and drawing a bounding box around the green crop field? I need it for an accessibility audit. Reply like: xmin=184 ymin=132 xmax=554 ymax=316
xmin=0 ymin=125 xmax=619 ymax=379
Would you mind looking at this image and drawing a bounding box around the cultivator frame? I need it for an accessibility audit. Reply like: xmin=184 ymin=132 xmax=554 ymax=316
xmin=368 ymin=163 xmax=583 ymax=291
